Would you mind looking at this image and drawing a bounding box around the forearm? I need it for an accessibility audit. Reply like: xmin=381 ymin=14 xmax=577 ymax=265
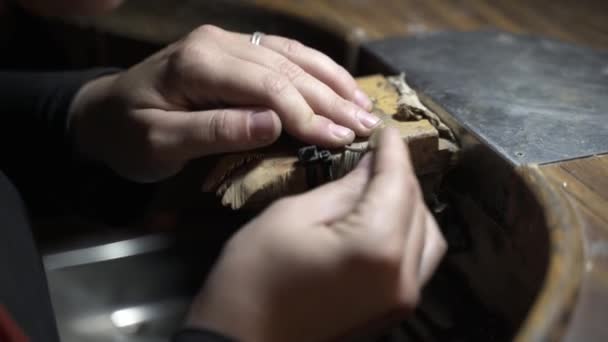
xmin=0 ymin=69 xmax=119 ymax=162
xmin=0 ymin=69 xmax=119 ymax=214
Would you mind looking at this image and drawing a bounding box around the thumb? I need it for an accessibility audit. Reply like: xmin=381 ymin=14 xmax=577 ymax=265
xmin=355 ymin=127 xmax=419 ymax=237
xmin=172 ymin=107 xmax=282 ymax=158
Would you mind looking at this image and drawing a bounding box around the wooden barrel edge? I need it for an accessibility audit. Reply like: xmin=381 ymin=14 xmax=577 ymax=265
xmin=514 ymin=165 xmax=586 ymax=341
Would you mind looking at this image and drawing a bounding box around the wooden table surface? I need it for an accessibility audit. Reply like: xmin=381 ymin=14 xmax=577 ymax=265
xmin=66 ymin=0 xmax=608 ymax=52
xmin=540 ymin=156 xmax=608 ymax=341
xmin=251 ymin=0 xmax=608 ymax=49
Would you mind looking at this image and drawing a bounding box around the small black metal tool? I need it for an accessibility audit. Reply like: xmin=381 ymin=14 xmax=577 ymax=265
xmin=297 ymin=145 xmax=333 ymax=187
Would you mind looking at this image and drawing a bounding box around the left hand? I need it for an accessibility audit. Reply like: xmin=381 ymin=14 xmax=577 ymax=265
xmin=69 ymin=25 xmax=378 ymax=182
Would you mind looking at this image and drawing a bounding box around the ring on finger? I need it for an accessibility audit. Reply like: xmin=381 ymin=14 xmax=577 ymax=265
xmin=250 ymin=31 xmax=265 ymax=46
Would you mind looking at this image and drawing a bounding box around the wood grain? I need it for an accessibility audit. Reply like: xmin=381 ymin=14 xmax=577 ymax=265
xmin=356 ymin=74 xmax=399 ymax=116
xmin=202 ymin=75 xmax=452 ymax=209
xmin=539 ymin=155 xmax=608 ymax=341
xmin=53 ymin=0 xmax=608 ymax=70
xmin=251 ymin=0 xmax=608 ymax=49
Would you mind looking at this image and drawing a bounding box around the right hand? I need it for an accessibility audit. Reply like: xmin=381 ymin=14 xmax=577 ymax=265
xmin=186 ymin=128 xmax=447 ymax=341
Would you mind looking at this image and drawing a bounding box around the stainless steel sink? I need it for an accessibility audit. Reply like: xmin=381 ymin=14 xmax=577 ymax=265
xmin=44 ymin=234 xmax=197 ymax=342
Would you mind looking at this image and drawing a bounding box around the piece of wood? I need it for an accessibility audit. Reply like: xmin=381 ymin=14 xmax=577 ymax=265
xmin=357 ymin=74 xmax=400 ymax=116
xmin=202 ymin=74 xmax=455 ymax=209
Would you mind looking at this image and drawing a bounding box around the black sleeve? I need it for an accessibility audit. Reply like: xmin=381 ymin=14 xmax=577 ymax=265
xmin=0 ymin=69 xmax=121 ymax=216
xmin=0 ymin=69 xmax=119 ymax=163
xmin=172 ymin=328 xmax=237 ymax=342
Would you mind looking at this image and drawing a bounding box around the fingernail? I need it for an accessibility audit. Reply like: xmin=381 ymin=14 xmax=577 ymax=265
xmin=354 ymin=89 xmax=373 ymax=110
xmin=357 ymin=110 xmax=381 ymax=129
xmin=250 ymin=110 xmax=276 ymax=141
xmin=330 ymin=123 xmax=354 ymax=140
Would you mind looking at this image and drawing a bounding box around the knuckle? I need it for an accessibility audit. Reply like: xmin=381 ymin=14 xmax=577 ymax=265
xmin=282 ymin=38 xmax=303 ymax=55
xmin=193 ymin=24 xmax=223 ymax=38
xmin=335 ymin=67 xmax=360 ymax=96
xmin=170 ymin=40 xmax=212 ymax=74
xmin=318 ymin=53 xmax=356 ymax=89
xmin=262 ymin=73 xmax=291 ymax=97
xmin=330 ymin=96 xmax=352 ymax=118
xmin=207 ymin=109 xmax=234 ymax=143
xmin=276 ymin=58 xmax=303 ymax=81
xmin=170 ymin=25 xmax=224 ymax=71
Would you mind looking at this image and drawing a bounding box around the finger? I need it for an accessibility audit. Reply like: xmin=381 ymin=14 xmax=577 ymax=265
xmin=141 ymin=107 xmax=282 ymax=159
xmin=290 ymin=154 xmax=373 ymax=223
xmin=355 ymin=127 xmax=418 ymax=239
xmin=399 ymin=197 xmax=427 ymax=303
xmin=237 ymin=32 xmax=373 ymax=111
xmin=185 ymin=53 xmax=355 ymax=146
xmin=221 ymin=36 xmax=380 ymax=136
xmin=418 ymin=213 xmax=447 ymax=286
xmin=347 ymin=127 xmax=423 ymax=307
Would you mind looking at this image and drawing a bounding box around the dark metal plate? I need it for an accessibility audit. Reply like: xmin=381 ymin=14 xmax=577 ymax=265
xmin=363 ymin=31 xmax=608 ymax=165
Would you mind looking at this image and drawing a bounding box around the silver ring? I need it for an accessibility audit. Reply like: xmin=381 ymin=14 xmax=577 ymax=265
xmin=250 ymin=31 xmax=264 ymax=46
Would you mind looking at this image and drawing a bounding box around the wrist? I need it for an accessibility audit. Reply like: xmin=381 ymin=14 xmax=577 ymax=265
xmin=68 ymin=73 xmax=120 ymax=162
xmin=185 ymin=285 xmax=263 ymax=341
xmin=184 ymin=251 xmax=277 ymax=342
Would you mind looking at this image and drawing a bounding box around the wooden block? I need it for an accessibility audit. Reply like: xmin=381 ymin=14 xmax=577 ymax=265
xmin=357 ymin=74 xmax=400 ymax=117
xmin=202 ymin=75 xmax=455 ymax=209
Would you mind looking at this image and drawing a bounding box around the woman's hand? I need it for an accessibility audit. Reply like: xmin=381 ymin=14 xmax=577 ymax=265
xmin=69 ymin=25 xmax=379 ymax=182
xmin=186 ymin=128 xmax=447 ymax=341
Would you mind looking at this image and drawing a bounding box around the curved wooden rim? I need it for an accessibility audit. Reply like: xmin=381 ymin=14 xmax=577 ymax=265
xmin=514 ymin=165 xmax=585 ymax=341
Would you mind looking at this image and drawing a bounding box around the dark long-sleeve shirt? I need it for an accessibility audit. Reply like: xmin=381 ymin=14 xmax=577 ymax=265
xmin=0 ymin=69 xmax=118 ymax=216
xmin=0 ymin=71 xmax=234 ymax=341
